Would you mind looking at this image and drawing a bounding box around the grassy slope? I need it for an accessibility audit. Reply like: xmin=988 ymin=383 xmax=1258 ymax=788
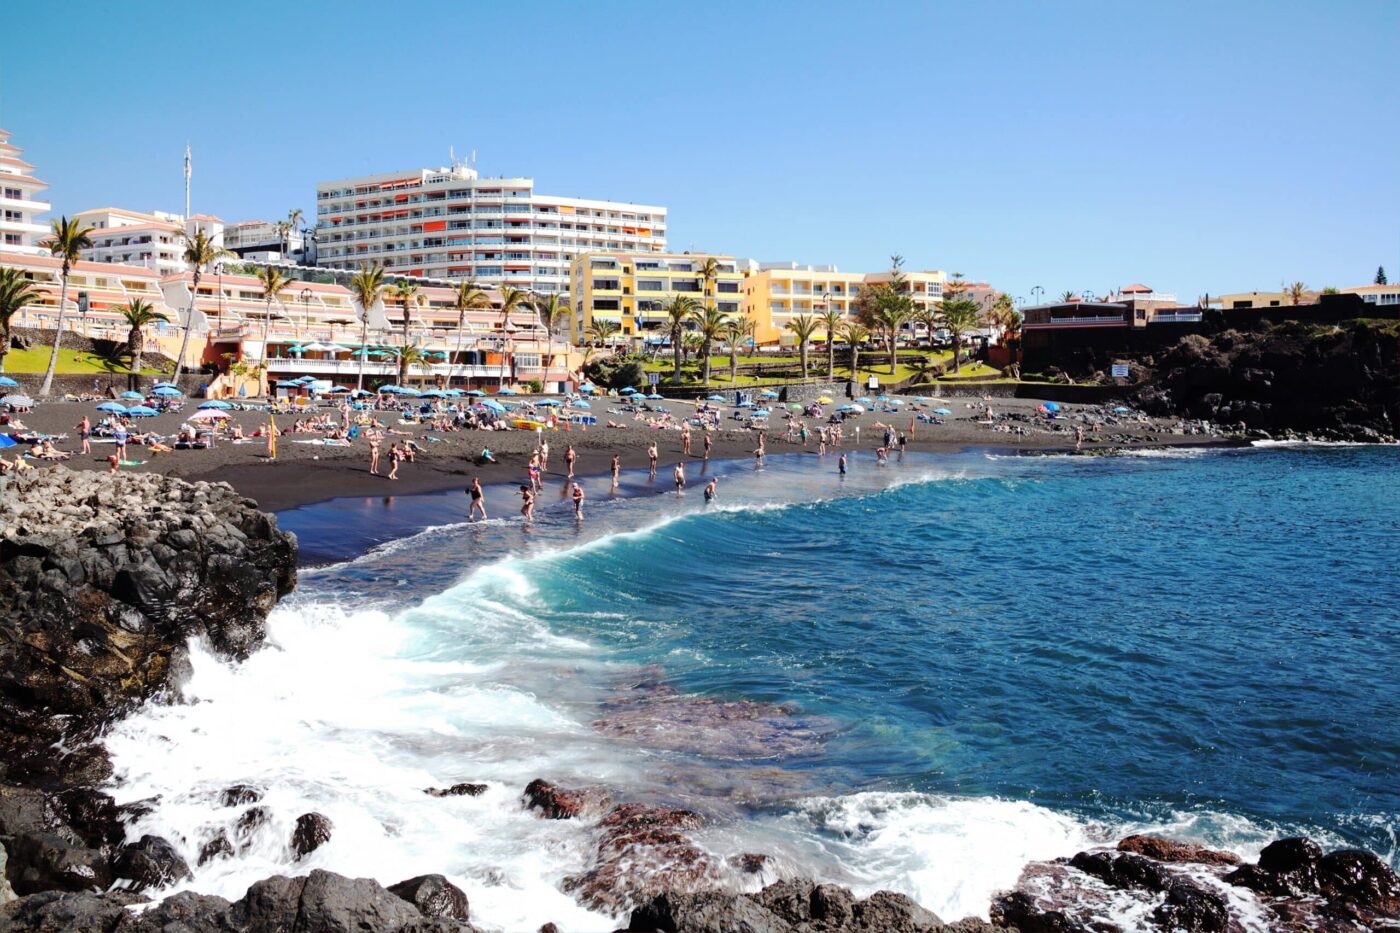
xmin=1 ymin=346 xmax=162 ymax=375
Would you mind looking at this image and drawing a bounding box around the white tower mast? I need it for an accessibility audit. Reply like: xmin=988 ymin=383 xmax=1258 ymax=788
xmin=184 ymin=144 xmax=192 ymax=221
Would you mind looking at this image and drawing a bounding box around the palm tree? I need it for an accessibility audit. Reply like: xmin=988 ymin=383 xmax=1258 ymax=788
xmin=843 ymin=322 xmax=872 ymax=380
xmin=37 ymin=216 xmax=94 ymax=395
xmin=1286 ymin=281 xmax=1308 ymax=306
xmin=818 ymin=306 xmax=844 ymax=381
xmin=348 ymin=262 xmax=387 ymax=392
xmin=495 ymin=286 xmax=529 ymax=389
xmin=447 ymin=278 xmax=489 ymax=385
xmin=690 ymin=305 xmax=731 ymax=385
xmin=0 ymin=266 xmax=41 ymax=373
xmin=1059 ymin=290 xmax=1079 ymax=302
xmin=534 ymin=292 xmax=570 ymax=390
xmin=286 ymin=208 xmax=304 ymax=254
xmin=938 ymin=295 xmax=983 ymax=374
xmin=874 ymin=291 xmax=913 ymax=375
xmin=585 ymin=318 xmax=620 ymax=347
xmin=721 ymin=318 xmax=746 ymax=384
xmin=118 ymin=298 xmax=170 ymax=377
xmin=695 ymin=256 xmax=721 ymax=310
xmin=171 ymin=228 xmax=231 ymax=383
xmin=662 ymin=294 xmax=699 ymax=384
xmin=397 ymin=343 xmax=431 ymax=387
xmin=915 ymin=305 xmax=941 ymax=346
xmin=392 ymin=275 xmax=422 ymax=381
xmin=253 ymin=265 xmax=291 ymax=389
xmin=785 ymin=312 xmax=820 ymax=379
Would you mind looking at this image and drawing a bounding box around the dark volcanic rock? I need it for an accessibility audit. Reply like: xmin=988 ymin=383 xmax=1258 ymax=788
xmin=291 ymin=811 xmax=334 ymax=859
xmin=1149 ymin=879 xmax=1228 ymax=932
xmin=1069 ymin=850 xmax=1172 ymax=892
xmin=425 ymin=782 xmax=488 ymax=798
xmin=389 ymin=873 xmax=470 ymax=921
xmin=563 ymin=803 xmax=715 ymax=913
xmin=989 ymin=890 xmax=1090 ymax=933
xmin=221 ymin=783 xmax=264 ymax=807
xmin=729 ymin=852 xmax=771 ymax=875
xmin=1226 ymin=836 xmax=1322 ymax=897
xmin=111 ymin=834 xmax=192 ymax=893
xmin=0 ymin=889 xmax=148 ymax=932
xmin=229 ymin=869 xmax=423 ymax=931
xmin=1116 ymin=834 xmax=1240 ymax=866
xmin=630 ymin=879 xmax=962 ymax=933
xmin=4 ymin=832 xmax=112 ymax=896
xmin=628 ymin=889 xmax=792 ymax=933
xmin=234 ymin=804 xmax=272 ymax=849
xmin=521 ymin=778 xmax=610 ymax=820
xmin=197 ymin=831 xmax=234 ymax=867
xmin=1316 ymin=847 xmax=1400 ymax=911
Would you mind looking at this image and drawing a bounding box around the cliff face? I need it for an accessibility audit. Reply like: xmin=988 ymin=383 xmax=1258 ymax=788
xmin=1132 ymin=320 xmax=1400 ymax=441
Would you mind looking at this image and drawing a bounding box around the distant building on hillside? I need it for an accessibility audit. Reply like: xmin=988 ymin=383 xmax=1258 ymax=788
xmin=1214 ymin=288 xmax=1319 ymax=309
xmin=1339 ymin=283 xmax=1400 ymax=307
xmin=222 ymin=220 xmax=305 ymax=262
xmin=73 ymin=207 xmax=227 ymax=276
xmin=0 ymin=128 xmax=51 ymax=255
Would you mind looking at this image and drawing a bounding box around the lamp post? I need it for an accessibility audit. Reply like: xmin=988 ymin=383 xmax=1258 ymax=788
xmin=300 ymin=288 xmax=312 ymax=340
xmin=1030 ymin=285 xmax=1044 ymax=307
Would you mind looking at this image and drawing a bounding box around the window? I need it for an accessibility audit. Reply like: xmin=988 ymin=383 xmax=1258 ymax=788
xmin=592 ymin=298 xmax=620 ymax=311
xmin=717 ymin=282 xmax=739 ymax=293
xmin=636 ymin=279 xmax=665 ymax=292
xmin=593 ymin=278 xmax=621 ymax=290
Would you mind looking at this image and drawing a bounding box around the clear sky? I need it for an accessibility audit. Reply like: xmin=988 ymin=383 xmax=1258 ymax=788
xmin=3 ymin=0 xmax=1397 ymax=301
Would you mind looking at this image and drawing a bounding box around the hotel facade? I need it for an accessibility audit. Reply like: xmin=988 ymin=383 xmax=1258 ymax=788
xmin=741 ymin=262 xmax=949 ymax=345
xmin=568 ymin=251 xmax=744 ymax=342
xmin=0 ymin=129 xmax=51 ymax=255
xmin=315 ymin=163 xmax=666 ymax=298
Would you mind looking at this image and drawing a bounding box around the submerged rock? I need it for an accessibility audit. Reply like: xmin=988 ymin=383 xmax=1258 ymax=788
xmin=425 ymin=782 xmax=488 ymax=798
xmin=111 ymin=834 xmax=193 ymax=893
xmin=291 ymin=811 xmax=334 ymax=859
xmin=563 ymin=803 xmax=716 ymax=913
xmin=522 ymin=778 xmax=611 ymax=820
xmin=197 ymin=831 xmax=234 ymax=867
xmin=1116 ymin=834 xmax=1240 ymax=866
xmin=221 ymin=783 xmax=264 ymax=807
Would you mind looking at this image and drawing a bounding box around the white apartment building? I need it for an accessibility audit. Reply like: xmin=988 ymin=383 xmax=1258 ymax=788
xmin=223 ymin=220 xmax=304 ymax=262
xmin=0 ymin=129 xmax=51 ymax=254
xmin=315 ymin=162 xmax=666 ymax=297
xmin=74 ymin=208 xmax=225 ymax=275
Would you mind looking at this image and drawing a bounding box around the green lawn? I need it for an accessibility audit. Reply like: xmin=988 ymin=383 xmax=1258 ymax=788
xmin=640 ymin=350 xmax=955 ymax=387
xmin=930 ymin=361 xmax=1003 ymax=380
xmin=1 ymin=346 xmax=162 ymax=375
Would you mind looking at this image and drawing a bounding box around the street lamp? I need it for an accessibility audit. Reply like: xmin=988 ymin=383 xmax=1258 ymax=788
xmin=300 ymin=288 xmax=313 ymax=340
xmin=1030 ymin=285 xmax=1044 ymax=306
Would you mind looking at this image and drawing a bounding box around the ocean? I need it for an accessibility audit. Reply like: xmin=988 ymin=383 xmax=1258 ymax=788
xmin=102 ymin=444 xmax=1400 ymax=931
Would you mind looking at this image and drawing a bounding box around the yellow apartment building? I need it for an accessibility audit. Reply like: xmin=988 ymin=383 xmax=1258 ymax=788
xmin=569 ymin=251 xmax=744 ymax=341
xmin=742 ymin=262 xmax=948 ymax=346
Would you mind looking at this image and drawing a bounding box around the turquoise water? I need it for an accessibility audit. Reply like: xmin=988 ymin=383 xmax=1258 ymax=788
xmin=115 ymin=444 xmax=1399 ymax=930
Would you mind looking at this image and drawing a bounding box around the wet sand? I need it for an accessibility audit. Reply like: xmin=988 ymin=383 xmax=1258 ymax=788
xmin=2 ymin=396 xmax=1234 ymax=513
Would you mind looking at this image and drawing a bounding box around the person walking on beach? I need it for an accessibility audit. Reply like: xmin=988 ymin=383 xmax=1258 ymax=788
xmin=565 ymin=444 xmax=577 ymax=479
xmin=703 ymin=432 xmax=711 ymax=460
xmin=528 ymin=452 xmax=542 ymax=492
xmin=467 ymin=476 xmax=487 ymax=520
xmin=539 ymin=439 xmax=549 ymax=472
xmin=76 ymin=416 xmax=91 ymax=455
xmin=647 ymin=442 xmax=658 ymax=477
xmin=368 ymin=429 xmax=382 ymax=476
xmin=681 ymin=423 xmax=692 ymax=457
xmin=519 ymin=484 xmax=535 ymax=522
xmin=703 ymin=477 xmax=717 ymax=503
xmin=571 ymin=482 xmax=585 ymax=520
xmin=611 ymin=454 xmax=621 ymax=489
xmin=1075 ymin=424 xmax=1085 ymax=450
xmin=113 ymin=424 xmax=128 ymax=463
xmin=674 ymin=461 xmax=686 ymax=491
xmin=388 ymin=442 xmax=403 ymax=480
xmin=818 ymin=428 xmax=827 ymax=457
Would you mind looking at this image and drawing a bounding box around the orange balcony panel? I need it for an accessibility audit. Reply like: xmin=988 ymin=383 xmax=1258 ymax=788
xmin=422 ymin=220 xmax=447 ymax=233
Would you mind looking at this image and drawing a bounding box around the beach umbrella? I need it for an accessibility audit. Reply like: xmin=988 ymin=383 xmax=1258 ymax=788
xmin=418 ymin=390 xmax=444 ymax=398
xmin=706 ymin=394 xmax=726 ymax=402
xmin=351 ymin=389 xmax=373 ymax=397
xmin=753 ymin=409 xmax=771 ymax=416
xmin=619 ymin=386 xmax=638 ymax=395
xmin=120 ymin=390 xmax=145 ymax=400
xmin=933 ymin=407 xmax=952 ymax=415
xmin=572 ymin=400 xmax=591 ymax=410
xmin=152 ymin=386 xmax=182 ymax=397
xmin=536 ymin=399 xmax=561 ymax=406
xmin=428 ymin=350 xmax=448 ymax=359
xmin=787 ymin=403 xmax=803 ymax=410
xmin=153 ymin=381 xmax=179 ymax=389
xmin=497 ymin=387 xmax=519 ymax=395
xmin=1113 ymin=406 xmax=1131 ymax=413
xmin=328 ymin=386 xmax=351 ymax=394
xmin=760 ymin=390 xmax=780 ymax=398
xmin=3 ymin=394 xmax=35 ymax=407
xmin=198 ymin=400 xmax=233 ymax=409
xmin=465 ymin=389 xmax=486 ymax=396
xmin=737 ymin=400 xmax=754 ymax=408
xmin=481 ymin=399 xmax=506 ymax=412
xmin=287 ymin=346 xmax=306 ymax=355
xmin=125 ymin=405 xmax=159 ymax=417
xmin=855 ymin=396 xmax=873 ymax=404
xmin=815 ymin=396 xmax=832 ymax=404
xmin=887 ymin=398 xmax=906 ymax=405
xmin=96 ymin=401 xmax=127 ymax=413
xmin=322 ymin=344 xmax=351 ymax=354
xmin=0 ymin=434 xmax=15 ymax=449
xmin=0 ymin=376 xmax=19 ymax=387
xmin=646 ymin=393 xmax=663 ymax=400
xmin=578 ymin=383 xmax=597 ymax=394
xmin=1043 ymin=402 xmax=1061 ymax=412
xmin=188 ymin=409 xmax=230 ymax=421
xmin=914 ymin=396 xmax=933 ymax=402
xmin=836 ymin=404 xmax=856 ymax=412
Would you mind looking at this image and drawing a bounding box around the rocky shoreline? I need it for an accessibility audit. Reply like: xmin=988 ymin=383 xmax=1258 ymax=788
xmin=3 ymin=468 xmax=1399 ymax=932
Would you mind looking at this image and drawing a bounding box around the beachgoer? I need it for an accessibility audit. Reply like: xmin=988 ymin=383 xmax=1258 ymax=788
xmin=682 ymin=423 xmax=692 ymax=456
xmin=1075 ymin=425 xmax=1085 ymax=450
xmin=647 ymin=443 xmax=658 ymax=477
xmin=838 ymin=453 xmax=847 ymax=475
xmin=77 ymin=416 xmax=91 ymax=455
xmin=571 ymin=482 xmax=585 ymax=520
xmin=876 ymin=446 xmax=888 ymax=464
xmin=528 ymin=452 xmax=542 ymax=491
xmin=107 ymin=453 xmax=120 ymax=473
xmin=113 ymin=425 xmax=128 ymax=462
xmin=520 ymin=484 xmax=535 ymax=521
xmin=388 ymin=442 xmax=403 ymax=480
xmin=467 ymin=477 xmax=487 ymax=520
xmin=368 ymin=430 xmax=382 ymax=475
xmin=703 ymin=477 xmax=717 ymax=503
xmin=565 ymin=444 xmax=576 ymax=478
xmin=703 ymin=432 xmax=711 ymax=460
xmin=539 ymin=439 xmax=549 ymax=471
xmin=611 ymin=454 xmax=620 ymax=489
xmin=674 ymin=461 xmax=685 ymax=491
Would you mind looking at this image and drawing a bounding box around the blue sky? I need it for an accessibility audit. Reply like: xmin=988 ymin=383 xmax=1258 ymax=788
xmin=3 ymin=0 xmax=1397 ymax=301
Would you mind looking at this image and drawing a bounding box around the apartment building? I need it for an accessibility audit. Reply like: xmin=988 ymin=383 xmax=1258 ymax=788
xmin=0 ymin=129 xmax=51 ymax=255
xmin=223 ymin=220 xmax=304 ymax=262
xmin=741 ymin=262 xmax=949 ymax=345
xmin=1341 ymin=283 xmax=1400 ymax=306
xmin=74 ymin=208 xmax=195 ymax=275
xmin=569 ymin=251 xmax=744 ymax=342
xmin=315 ymin=162 xmax=666 ymax=298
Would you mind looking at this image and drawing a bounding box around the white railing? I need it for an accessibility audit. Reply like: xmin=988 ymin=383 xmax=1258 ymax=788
xmin=263 ymin=357 xmax=510 ymax=378
xmin=1151 ymin=312 xmax=1203 ymax=323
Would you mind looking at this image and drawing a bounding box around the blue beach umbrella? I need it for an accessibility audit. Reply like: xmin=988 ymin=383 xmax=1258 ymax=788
xmin=287 ymin=346 xmax=307 ymax=355
xmin=96 ymin=401 xmax=126 ymax=413
xmin=351 ymin=389 xmax=373 ymax=397
xmin=836 ymin=404 xmax=856 ymax=412
xmin=120 ymin=391 xmax=145 ymax=400
xmin=0 ymin=376 xmax=19 ymax=388
xmin=646 ymin=393 xmax=663 ymax=400
xmin=1113 ymin=406 xmax=1131 ymax=413
xmin=481 ymin=399 xmax=506 ymax=412
xmin=706 ymin=394 xmax=725 ymax=402
xmin=579 ymin=383 xmax=598 ymax=394
xmin=328 ymin=386 xmax=351 ymax=394
xmin=619 ymin=386 xmax=638 ymax=395
xmin=933 ymin=407 xmax=952 ymax=415
xmin=737 ymin=400 xmax=754 ymax=408
xmin=418 ymin=390 xmax=444 ymax=398
xmin=855 ymin=396 xmax=873 ymax=404
xmin=1043 ymin=402 xmax=1061 ymax=412
xmin=876 ymin=394 xmax=892 ymax=401
xmin=760 ymin=390 xmax=780 ymax=398
xmin=152 ymin=381 xmax=179 ymax=389
xmin=536 ymin=399 xmax=561 ymax=406
xmin=572 ymin=400 xmax=591 ymax=410
xmin=125 ymin=405 xmax=159 ymax=417
xmin=152 ymin=385 xmax=182 ymax=397
xmin=0 ymin=434 xmax=15 ymax=449
xmin=198 ymin=400 xmax=233 ymax=409
xmin=914 ymin=396 xmax=933 ymax=402
xmin=753 ymin=409 xmax=771 ymax=416
xmin=497 ymin=387 xmax=519 ymax=395
xmin=887 ymin=398 xmax=906 ymax=405
xmin=465 ymin=389 xmax=486 ymax=397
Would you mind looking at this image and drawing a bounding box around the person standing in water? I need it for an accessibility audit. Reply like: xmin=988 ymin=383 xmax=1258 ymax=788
xmin=611 ymin=454 xmax=621 ymax=489
xmin=647 ymin=442 xmax=658 ymax=477
xmin=703 ymin=476 xmax=718 ymax=503
xmin=703 ymin=432 xmax=712 ymax=460
xmin=467 ymin=476 xmax=487 ymax=520
xmin=674 ymin=461 xmax=686 ymax=491
xmin=520 ymin=484 xmax=535 ymax=522
xmin=838 ymin=453 xmax=847 ymax=476
xmin=571 ymin=482 xmax=585 ymax=520
xmin=1075 ymin=424 xmax=1085 ymax=450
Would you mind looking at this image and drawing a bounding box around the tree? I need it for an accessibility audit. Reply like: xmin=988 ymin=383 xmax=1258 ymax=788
xmin=172 ymin=228 xmax=230 ymax=383
xmin=534 ymin=291 xmax=571 ymax=389
xmin=448 ymin=278 xmax=489 ymax=385
xmin=874 ymin=289 xmax=913 ymax=374
xmin=1377 ymin=266 xmax=1387 ymax=285
xmin=785 ymin=312 xmax=820 ymax=379
xmin=394 ymin=275 xmax=420 ymax=381
xmin=348 ymin=262 xmax=387 ymax=392
xmin=286 ymin=208 xmax=304 ymax=254
xmin=690 ymin=305 xmax=731 ymax=385
xmin=254 ymin=265 xmax=291 ymax=386
xmin=695 ymin=256 xmax=721 ymax=310
xmin=397 ymin=343 xmax=431 ymax=385
xmin=721 ymin=318 xmax=746 ymax=384
xmin=1285 ymin=281 xmax=1308 ymax=306
xmin=818 ymin=306 xmax=844 ymax=381
xmin=663 ymin=294 xmax=699 ymax=384
xmin=0 ymin=266 xmax=41 ymax=373
xmin=585 ymin=318 xmax=620 ymax=346
xmin=38 ymin=216 xmax=94 ymax=395
xmin=1059 ymin=290 xmax=1078 ymax=302
xmin=495 ymin=286 xmax=530 ymax=388
xmin=938 ymin=295 xmax=982 ymax=374
xmin=842 ymin=322 xmax=871 ymax=380
xmin=119 ymin=298 xmax=170 ymax=377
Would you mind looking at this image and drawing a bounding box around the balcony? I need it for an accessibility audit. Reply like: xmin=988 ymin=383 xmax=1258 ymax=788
xmin=264 ymin=357 xmax=509 ymax=379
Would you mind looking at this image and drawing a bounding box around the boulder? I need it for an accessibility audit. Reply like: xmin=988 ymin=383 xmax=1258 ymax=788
xmin=228 ymin=869 xmax=424 ymax=932
xmin=425 ymin=783 xmax=488 ymax=798
xmin=989 ymin=890 xmax=1091 ymax=933
xmin=1226 ymin=836 xmax=1322 ymax=897
xmin=111 ymin=834 xmax=193 ymax=893
xmin=291 ymin=812 xmax=334 ymax=859
xmin=1116 ymin=834 xmax=1240 ymax=866
xmin=1316 ymin=848 xmax=1400 ymax=912
xmin=629 ymin=879 xmax=957 ymax=933
xmin=197 ymin=832 xmax=234 ymax=867
xmin=1069 ymin=850 xmax=1172 ymax=892
xmin=388 ymin=873 xmax=470 ymax=921
xmin=221 ymin=784 xmax=264 ymax=807
xmin=521 ymin=779 xmax=610 ymax=820
xmin=1149 ymin=879 xmax=1228 ymax=933
xmin=4 ymin=832 xmax=112 ymax=896
xmin=563 ymin=803 xmax=714 ymax=913
xmin=627 ymin=889 xmax=793 ymax=933
xmin=0 ymin=889 xmax=148 ymax=932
